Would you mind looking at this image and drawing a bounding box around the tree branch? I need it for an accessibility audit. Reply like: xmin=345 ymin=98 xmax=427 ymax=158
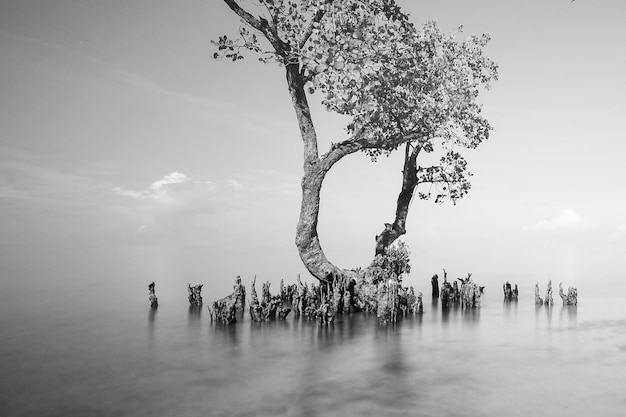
xmin=298 ymin=2 xmax=330 ymax=50
xmin=223 ymin=0 xmax=290 ymax=57
xmin=375 ymin=142 xmax=421 ymax=254
xmin=223 ymin=0 xmax=265 ymax=32
xmin=320 ymin=130 xmax=422 ymax=173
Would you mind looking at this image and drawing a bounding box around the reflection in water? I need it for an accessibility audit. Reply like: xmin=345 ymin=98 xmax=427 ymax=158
xmin=461 ymin=307 xmax=480 ymax=325
xmin=188 ymin=304 xmax=202 ymax=324
xmin=560 ymin=305 xmax=577 ymax=327
xmin=209 ymin=320 xmax=240 ymax=354
xmin=372 ymin=323 xmax=415 ymax=411
xmin=441 ymin=305 xmax=462 ymax=323
xmin=7 ymin=289 xmax=624 ymax=417
xmin=503 ymin=299 xmax=518 ymax=312
xmin=545 ymin=304 xmax=553 ymax=326
xmin=534 ymin=303 xmax=554 ymax=328
xmin=148 ymin=306 xmax=157 ymax=346
xmin=148 ymin=305 xmax=158 ymax=325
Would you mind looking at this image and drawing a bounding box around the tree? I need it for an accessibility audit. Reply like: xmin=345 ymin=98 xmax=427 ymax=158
xmin=215 ymin=0 xmax=497 ymax=283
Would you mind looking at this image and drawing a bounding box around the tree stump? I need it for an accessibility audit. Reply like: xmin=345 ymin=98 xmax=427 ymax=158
xmin=559 ymin=282 xmax=578 ymax=305
xmin=208 ymin=276 xmax=248 ymax=324
xmin=544 ymin=280 xmax=554 ymax=306
xmin=535 ymin=282 xmax=544 ymax=305
xmin=503 ymin=281 xmax=518 ymax=301
xmin=431 ymin=274 xmax=440 ymax=298
xmin=187 ymin=283 xmax=203 ymax=305
xmin=148 ymin=282 xmax=158 ymax=307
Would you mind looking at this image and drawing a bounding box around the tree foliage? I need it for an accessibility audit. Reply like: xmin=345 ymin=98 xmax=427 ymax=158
xmin=369 ymin=240 xmax=411 ymax=283
xmin=215 ymin=0 xmax=496 ymax=203
xmin=215 ymin=0 xmax=497 ymax=279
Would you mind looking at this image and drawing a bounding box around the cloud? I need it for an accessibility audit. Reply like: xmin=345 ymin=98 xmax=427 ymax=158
xmin=0 ymin=146 xmax=300 ymax=247
xmin=113 ymin=172 xmax=220 ymax=237
xmin=531 ymin=208 xmax=590 ymax=231
xmin=114 ymin=172 xmax=213 ymax=206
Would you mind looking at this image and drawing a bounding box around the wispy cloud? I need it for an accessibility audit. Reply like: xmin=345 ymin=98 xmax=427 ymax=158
xmin=531 ymin=208 xmax=591 ymax=231
xmin=113 ymin=170 xmax=299 ymax=240
xmin=113 ymin=172 xmax=220 ymax=236
xmin=0 ymin=142 xmax=300 ymax=246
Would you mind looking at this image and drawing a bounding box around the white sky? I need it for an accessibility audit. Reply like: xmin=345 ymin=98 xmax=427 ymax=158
xmin=1 ymin=0 xmax=625 ymax=296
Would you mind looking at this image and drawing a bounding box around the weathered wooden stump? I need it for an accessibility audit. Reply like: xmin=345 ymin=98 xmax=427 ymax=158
xmin=535 ymin=282 xmax=544 ymax=305
xmin=559 ymin=282 xmax=578 ymax=305
xmin=431 ymin=274 xmax=440 ymax=298
xmin=248 ymin=276 xmax=288 ymax=321
xmin=544 ymin=280 xmax=554 ymax=306
xmin=232 ymin=275 xmax=246 ymax=316
xmin=187 ymin=283 xmax=203 ymax=305
xmin=148 ymin=281 xmax=158 ymax=307
xmin=208 ymin=276 xmax=247 ymax=324
xmin=458 ymin=273 xmax=484 ymax=309
xmin=377 ymin=278 xmax=399 ymax=324
xmin=209 ymin=298 xmax=237 ymax=324
xmin=503 ymin=281 xmax=518 ymax=301
xmin=415 ymin=291 xmax=423 ymax=314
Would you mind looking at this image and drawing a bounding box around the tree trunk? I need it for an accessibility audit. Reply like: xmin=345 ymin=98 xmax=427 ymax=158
xmin=375 ymin=143 xmax=421 ymax=255
xmin=285 ymin=64 xmax=343 ymax=284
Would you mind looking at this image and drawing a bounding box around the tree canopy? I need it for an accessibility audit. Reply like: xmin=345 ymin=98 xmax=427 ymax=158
xmin=215 ymin=0 xmax=497 ymax=281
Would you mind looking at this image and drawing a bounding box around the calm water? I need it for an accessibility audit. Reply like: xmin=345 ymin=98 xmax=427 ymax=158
xmin=1 ymin=249 xmax=626 ymax=416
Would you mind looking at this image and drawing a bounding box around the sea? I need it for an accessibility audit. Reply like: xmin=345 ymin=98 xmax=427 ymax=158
xmin=1 ymin=246 xmax=626 ymax=417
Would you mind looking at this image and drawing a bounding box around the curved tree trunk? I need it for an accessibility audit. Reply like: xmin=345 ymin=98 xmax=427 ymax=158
xmin=223 ymin=0 xmax=424 ymax=293
xmin=286 ymin=64 xmax=342 ymax=283
xmin=375 ymin=143 xmax=421 ymax=255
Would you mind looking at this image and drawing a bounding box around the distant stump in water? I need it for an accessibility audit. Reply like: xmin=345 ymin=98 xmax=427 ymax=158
xmin=415 ymin=292 xmax=424 ymax=314
xmin=458 ymin=274 xmax=484 ymax=309
xmin=535 ymin=282 xmax=544 ymax=305
xmin=440 ymin=280 xmax=454 ymax=309
xmin=233 ymin=275 xmax=246 ymax=315
xmin=503 ymin=281 xmax=518 ymax=301
xmin=249 ymin=277 xmax=289 ymax=321
xmin=188 ymin=283 xmax=204 ymax=305
xmin=439 ymin=270 xmax=483 ymax=309
xmin=559 ymin=282 xmax=578 ymax=305
xmin=535 ymin=281 xmax=560 ymax=306
xmin=209 ymin=297 xmax=237 ymax=324
xmin=377 ymin=278 xmax=399 ymax=324
xmin=148 ymin=281 xmax=158 ymax=307
xmin=208 ymin=276 xmax=247 ymax=324
xmin=544 ymin=280 xmax=554 ymax=306
xmin=431 ymin=274 xmax=440 ymax=298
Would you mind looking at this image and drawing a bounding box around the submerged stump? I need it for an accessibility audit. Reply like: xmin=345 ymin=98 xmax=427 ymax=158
xmin=249 ymin=276 xmax=289 ymax=321
xmin=535 ymin=282 xmax=544 ymax=305
xmin=431 ymin=274 xmax=440 ymax=298
xmin=544 ymin=280 xmax=554 ymax=306
xmin=559 ymin=282 xmax=578 ymax=305
xmin=458 ymin=273 xmax=484 ymax=309
xmin=148 ymin=281 xmax=158 ymax=307
xmin=503 ymin=281 xmax=518 ymax=301
xmin=208 ymin=276 xmax=247 ymax=324
xmin=187 ymin=283 xmax=204 ymax=305
xmin=377 ymin=278 xmax=399 ymax=324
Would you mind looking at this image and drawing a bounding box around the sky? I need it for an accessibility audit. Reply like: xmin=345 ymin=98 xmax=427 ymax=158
xmin=1 ymin=0 xmax=625 ymax=298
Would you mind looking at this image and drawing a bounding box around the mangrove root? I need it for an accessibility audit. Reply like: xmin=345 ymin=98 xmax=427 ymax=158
xmin=148 ymin=281 xmax=158 ymax=307
xmin=559 ymin=282 xmax=578 ymax=305
xmin=503 ymin=281 xmax=518 ymax=301
xmin=535 ymin=282 xmax=543 ymax=305
xmin=208 ymin=276 xmax=247 ymax=324
xmin=187 ymin=283 xmax=203 ymax=305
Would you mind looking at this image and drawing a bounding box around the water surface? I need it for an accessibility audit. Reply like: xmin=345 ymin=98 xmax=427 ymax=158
xmin=1 ymin=248 xmax=625 ymax=416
